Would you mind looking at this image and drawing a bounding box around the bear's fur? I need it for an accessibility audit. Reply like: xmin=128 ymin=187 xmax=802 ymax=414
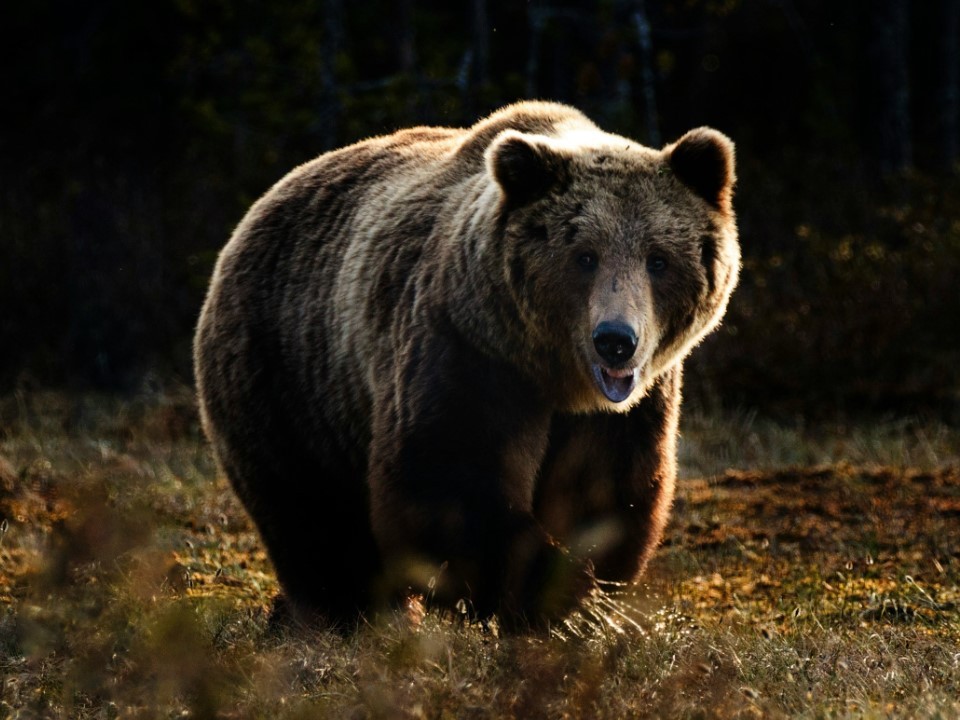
xmin=194 ymin=101 xmax=739 ymax=629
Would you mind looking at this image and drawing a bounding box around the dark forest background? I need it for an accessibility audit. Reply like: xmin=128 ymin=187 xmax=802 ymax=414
xmin=2 ymin=0 xmax=959 ymax=418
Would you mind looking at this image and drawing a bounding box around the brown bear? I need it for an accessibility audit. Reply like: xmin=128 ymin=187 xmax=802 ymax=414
xmin=194 ymin=101 xmax=739 ymax=630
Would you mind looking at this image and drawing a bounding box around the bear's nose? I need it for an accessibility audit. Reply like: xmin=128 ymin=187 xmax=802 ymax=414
xmin=592 ymin=321 xmax=638 ymax=366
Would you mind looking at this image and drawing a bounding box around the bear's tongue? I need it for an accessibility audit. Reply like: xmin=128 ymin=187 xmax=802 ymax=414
xmin=591 ymin=365 xmax=638 ymax=403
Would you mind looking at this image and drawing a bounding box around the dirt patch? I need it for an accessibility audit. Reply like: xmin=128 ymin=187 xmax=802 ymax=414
xmin=650 ymin=463 xmax=960 ymax=635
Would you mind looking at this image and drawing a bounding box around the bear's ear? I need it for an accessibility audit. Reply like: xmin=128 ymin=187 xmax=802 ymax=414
xmin=487 ymin=130 xmax=569 ymax=207
xmin=666 ymin=128 xmax=736 ymax=214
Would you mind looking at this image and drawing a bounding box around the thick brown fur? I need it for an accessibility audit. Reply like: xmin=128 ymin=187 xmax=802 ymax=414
xmin=194 ymin=101 xmax=740 ymax=630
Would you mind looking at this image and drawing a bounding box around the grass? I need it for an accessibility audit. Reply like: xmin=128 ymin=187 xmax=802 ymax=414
xmin=1 ymin=388 xmax=959 ymax=718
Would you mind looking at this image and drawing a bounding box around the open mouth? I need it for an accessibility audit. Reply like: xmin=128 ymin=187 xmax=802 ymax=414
xmin=591 ymin=364 xmax=638 ymax=403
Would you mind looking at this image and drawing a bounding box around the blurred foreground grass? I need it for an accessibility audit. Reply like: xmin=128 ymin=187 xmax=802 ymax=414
xmin=1 ymin=390 xmax=958 ymax=719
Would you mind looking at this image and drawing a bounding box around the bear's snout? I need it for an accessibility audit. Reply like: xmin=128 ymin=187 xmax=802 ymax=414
xmin=592 ymin=321 xmax=638 ymax=367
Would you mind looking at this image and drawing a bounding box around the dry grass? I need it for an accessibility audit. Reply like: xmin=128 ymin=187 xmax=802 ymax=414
xmin=1 ymin=389 xmax=958 ymax=719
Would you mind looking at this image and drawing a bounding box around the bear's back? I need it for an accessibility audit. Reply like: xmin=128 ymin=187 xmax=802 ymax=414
xmin=197 ymin=102 xmax=601 ymax=457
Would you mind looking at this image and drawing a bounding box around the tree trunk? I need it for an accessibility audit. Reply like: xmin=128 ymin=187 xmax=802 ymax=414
xmin=526 ymin=1 xmax=545 ymax=98
xmin=398 ymin=0 xmax=416 ymax=77
xmin=319 ymin=0 xmax=344 ymax=151
xmin=870 ymin=0 xmax=913 ymax=174
xmin=473 ymin=0 xmax=490 ymax=89
xmin=633 ymin=0 xmax=661 ymax=147
xmin=460 ymin=0 xmax=490 ymax=119
xmin=937 ymin=0 xmax=960 ymax=172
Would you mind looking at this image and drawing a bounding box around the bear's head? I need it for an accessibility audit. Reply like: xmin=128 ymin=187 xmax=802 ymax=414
xmin=485 ymin=124 xmax=740 ymax=412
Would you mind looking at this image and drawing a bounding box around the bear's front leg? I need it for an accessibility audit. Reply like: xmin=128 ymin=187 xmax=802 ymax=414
xmin=534 ymin=366 xmax=682 ymax=583
xmin=366 ymin=335 xmax=594 ymax=628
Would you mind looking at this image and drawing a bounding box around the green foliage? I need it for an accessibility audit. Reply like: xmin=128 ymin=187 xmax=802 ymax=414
xmin=688 ymin=172 xmax=960 ymax=417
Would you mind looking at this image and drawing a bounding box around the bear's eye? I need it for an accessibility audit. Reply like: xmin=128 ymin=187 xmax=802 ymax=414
xmin=646 ymin=254 xmax=668 ymax=275
xmin=576 ymin=251 xmax=598 ymax=272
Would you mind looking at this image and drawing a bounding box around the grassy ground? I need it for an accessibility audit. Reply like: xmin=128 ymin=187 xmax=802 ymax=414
xmin=1 ymin=390 xmax=958 ymax=719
